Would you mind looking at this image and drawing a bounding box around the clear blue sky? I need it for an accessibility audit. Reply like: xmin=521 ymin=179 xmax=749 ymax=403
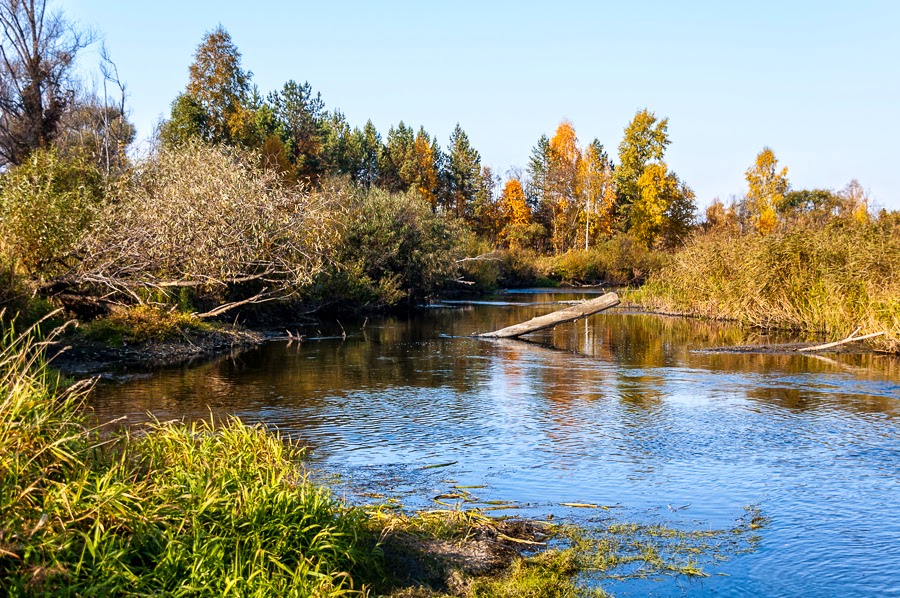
xmin=61 ymin=0 xmax=900 ymax=210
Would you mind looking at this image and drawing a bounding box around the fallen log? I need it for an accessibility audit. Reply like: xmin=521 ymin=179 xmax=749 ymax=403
xmin=797 ymin=329 xmax=886 ymax=352
xmin=476 ymin=292 xmax=620 ymax=338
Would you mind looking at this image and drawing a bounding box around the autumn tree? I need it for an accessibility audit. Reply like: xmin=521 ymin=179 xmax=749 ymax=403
xmin=497 ymin=178 xmax=534 ymax=249
xmin=446 ymin=124 xmax=482 ymax=219
xmin=615 ymin=109 xmax=670 ymax=215
xmin=410 ymin=127 xmax=440 ymax=211
xmin=629 ymin=163 xmax=695 ymax=248
xmin=0 ymin=0 xmax=94 ymax=165
xmin=745 ymin=147 xmax=789 ymax=234
xmin=631 ymin=163 xmax=673 ymax=245
xmin=838 ymin=179 xmax=869 ymax=224
xmin=704 ymin=197 xmax=740 ymax=233
xmin=576 ymin=140 xmax=616 ymax=248
xmin=161 ymin=26 xmax=253 ymax=146
xmin=546 ymin=121 xmax=581 ymax=253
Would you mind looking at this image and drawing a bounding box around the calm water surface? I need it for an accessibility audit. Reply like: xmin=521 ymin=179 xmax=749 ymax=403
xmin=89 ymin=290 xmax=900 ymax=597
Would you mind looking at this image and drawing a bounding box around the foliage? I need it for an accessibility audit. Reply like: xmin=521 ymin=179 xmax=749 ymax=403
xmin=349 ymin=120 xmax=382 ymax=187
xmin=411 ymin=127 xmax=441 ymax=211
xmin=524 ymin=115 xmax=695 ymax=254
xmin=268 ymin=79 xmax=328 ymax=181
xmin=745 ymin=147 xmax=789 ymax=234
xmin=466 ymin=550 xmax=600 ymax=598
xmin=631 ymin=163 xmax=695 ymax=248
xmin=0 ymin=148 xmax=104 ymax=278
xmin=576 ymin=140 xmax=616 ymax=244
xmin=498 ymin=179 xmax=532 ymax=248
xmin=379 ymin=122 xmax=415 ymax=193
xmin=540 ymin=235 xmax=669 ymax=286
xmin=313 ymin=181 xmax=465 ymax=308
xmin=55 ymin=93 xmax=135 ymax=176
xmin=614 ymin=109 xmax=670 ymax=212
xmin=492 ymin=248 xmax=550 ymax=288
xmin=160 ymin=25 xmax=254 ymax=146
xmin=780 ymin=179 xmax=870 ymax=227
xmin=79 ymin=305 xmax=208 ymax=345
xmin=455 ymin=235 xmax=502 ymax=292
xmin=638 ymin=216 xmax=900 ymax=352
xmin=526 ymin=135 xmax=551 ymax=210
xmin=447 ymin=124 xmax=482 ymax=219
xmin=468 ymin=167 xmax=502 ymax=243
xmin=704 ymin=198 xmax=740 ymax=233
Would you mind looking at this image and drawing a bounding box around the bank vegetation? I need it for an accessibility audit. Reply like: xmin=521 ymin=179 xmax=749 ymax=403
xmin=0 ymin=3 xmax=896 ymax=354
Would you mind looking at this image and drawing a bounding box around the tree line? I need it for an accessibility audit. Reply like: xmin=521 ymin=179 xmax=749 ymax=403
xmin=0 ymin=1 xmax=884 ymax=320
xmin=154 ymin=26 xmax=704 ymax=254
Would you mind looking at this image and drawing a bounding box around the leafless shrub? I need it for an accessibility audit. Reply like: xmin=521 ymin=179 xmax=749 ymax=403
xmin=67 ymin=140 xmax=337 ymax=313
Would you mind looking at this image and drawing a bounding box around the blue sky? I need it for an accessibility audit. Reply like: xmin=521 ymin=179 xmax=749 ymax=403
xmin=61 ymin=1 xmax=900 ymax=209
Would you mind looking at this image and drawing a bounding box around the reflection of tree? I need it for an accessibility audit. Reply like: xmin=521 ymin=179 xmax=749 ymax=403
xmin=492 ymin=338 xmax=614 ymax=460
xmin=89 ymin=312 xmax=492 ymax=428
xmin=89 ymin=296 xmax=900 ymax=445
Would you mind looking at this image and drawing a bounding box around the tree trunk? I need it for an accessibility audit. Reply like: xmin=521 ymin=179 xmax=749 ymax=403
xmin=476 ymin=292 xmax=619 ymax=338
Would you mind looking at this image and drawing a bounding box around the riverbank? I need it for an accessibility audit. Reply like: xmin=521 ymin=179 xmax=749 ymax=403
xmin=49 ymin=324 xmax=267 ymax=376
xmin=44 ymin=291 xmax=893 ymax=379
xmin=631 ymin=220 xmax=900 ymax=353
xmin=3 ymin=318 xmax=769 ymax=597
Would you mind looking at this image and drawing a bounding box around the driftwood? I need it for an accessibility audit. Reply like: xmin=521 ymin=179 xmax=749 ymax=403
xmin=476 ymin=292 xmax=620 ymax=338
xmin=797 ymin=328 xmax=886 ymax=352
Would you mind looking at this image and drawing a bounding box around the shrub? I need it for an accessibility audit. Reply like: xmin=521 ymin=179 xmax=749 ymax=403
xmin=539 ymin=236 xmax=670 ymax=286
xmin=313 ymin=182 xmax=465 ymax=307
xmin=73 ymin=140 xmax=334 ymax=310
xmin=456 ymin=233 xmax=502 ymax=292
xmin=0 ymin=149 xmax=104 ymax=278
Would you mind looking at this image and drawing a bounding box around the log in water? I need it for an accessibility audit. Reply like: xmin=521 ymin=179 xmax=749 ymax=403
xmin=475 ymin=292 xmax=620 ymax=338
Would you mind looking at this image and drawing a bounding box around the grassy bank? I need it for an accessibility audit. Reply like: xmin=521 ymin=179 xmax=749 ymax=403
xmin=0 ymin=321 xmax=383 ymax=596
xmin=633 ymin=218 xmax=900 ymax=352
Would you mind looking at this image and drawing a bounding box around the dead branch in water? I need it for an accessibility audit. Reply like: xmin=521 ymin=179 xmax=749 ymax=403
xmin=797 ymin=328 xmax=886 ymax=352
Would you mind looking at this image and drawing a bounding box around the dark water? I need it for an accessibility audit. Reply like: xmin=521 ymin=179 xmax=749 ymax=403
xmin=89 ymin=290 xmax=900 ymax=597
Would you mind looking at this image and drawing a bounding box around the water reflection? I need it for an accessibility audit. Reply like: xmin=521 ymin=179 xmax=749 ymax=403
xmin=88 ymin=290 xmax=900 ymax=597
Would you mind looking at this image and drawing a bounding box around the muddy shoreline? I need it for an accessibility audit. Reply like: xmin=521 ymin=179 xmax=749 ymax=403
xmin=48 ymin=326 xmax=271 ymax=377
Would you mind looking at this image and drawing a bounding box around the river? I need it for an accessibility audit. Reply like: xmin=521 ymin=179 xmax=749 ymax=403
xmin=89 ymin=289 xmax=900 ymax=597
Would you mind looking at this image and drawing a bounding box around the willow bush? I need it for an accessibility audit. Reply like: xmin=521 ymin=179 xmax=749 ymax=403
xmin=69 ymin=141 xmax=336 ymax=308
xmin=0 ymin=149 xmax=104 ymax=279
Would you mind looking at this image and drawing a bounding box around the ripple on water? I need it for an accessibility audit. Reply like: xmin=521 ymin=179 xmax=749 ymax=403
xmin=89 ymin=292 xmax=900 ymax=597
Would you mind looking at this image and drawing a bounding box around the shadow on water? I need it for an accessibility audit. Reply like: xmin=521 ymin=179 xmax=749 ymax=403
xmin=88 ymin=289 xmax=900 ymax=597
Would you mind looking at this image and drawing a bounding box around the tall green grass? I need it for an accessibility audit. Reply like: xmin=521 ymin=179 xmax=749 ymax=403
xmin=0 ymin=321 xmax=382 ymax=596
xmin=635 ymin=218 xmax=900 ymax=352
